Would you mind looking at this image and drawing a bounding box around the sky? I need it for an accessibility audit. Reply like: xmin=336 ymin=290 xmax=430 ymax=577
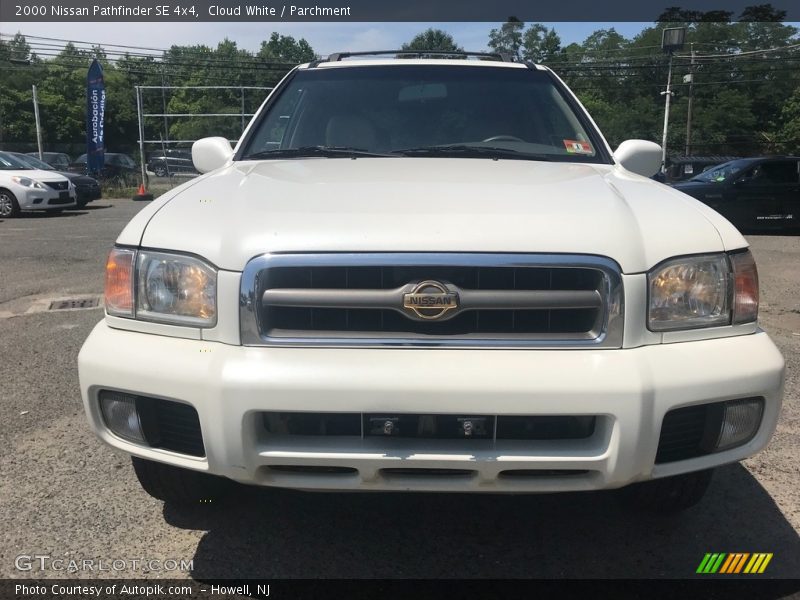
xmin=1 ymin=22 xmax=656 ymax=55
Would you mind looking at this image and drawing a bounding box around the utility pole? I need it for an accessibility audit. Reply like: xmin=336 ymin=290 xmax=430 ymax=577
xmin=135 ymin=86 xmax=147 ymax=189
xmin=32 ymin=85 xmax=43 ymax=160
xmin=161 ymin=69 xmax=171 ymax=178
xmin=660 ymin=53 xmax=675 ymax=174
xmin=685 ymin=44 xmax=695 ymax=157
xmin=161 ymin=69 xmax=169 ymax=148
xmin=241 ymin=87 xmax=246 ymax=134
xmin=660 ymin=27 xmax=687 ymax=175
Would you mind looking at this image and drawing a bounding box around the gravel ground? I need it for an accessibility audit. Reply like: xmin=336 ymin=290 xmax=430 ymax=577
xmin=0 ymin=200 xmax=798 ymax=582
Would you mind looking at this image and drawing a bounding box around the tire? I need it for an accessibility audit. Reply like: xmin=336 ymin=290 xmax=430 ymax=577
xmin=131 ymin=456 xmax=234 ymax=505
xmin=153 ymin=165 xmax=168 ymax=177
xmin=618 ymin=469 xmax=713 ymax=514
xmin=0 ymin=189 xmax=20 ymax=218
xmin=75 ymin=197 xmax=88 ymax=209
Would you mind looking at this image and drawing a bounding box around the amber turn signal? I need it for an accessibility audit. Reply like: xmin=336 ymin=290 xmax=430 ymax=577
xmin=731 ymin=250 xmax=759 ymax=324
xmin=105 ymin=247 xmax=135 ymax=316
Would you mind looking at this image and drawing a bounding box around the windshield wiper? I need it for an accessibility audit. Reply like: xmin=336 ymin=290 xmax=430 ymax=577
xmin=243 ymin=146 xmax=393 ymax=160
xmin=392 ymin=145 xmax=552 ymax=161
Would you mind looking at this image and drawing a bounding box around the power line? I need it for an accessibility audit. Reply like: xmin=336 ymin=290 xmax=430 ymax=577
xmin=15 ymin=46 xmax=301 ymax=71
xmin=676 ymin=41 xmax=800 ymax=59
xmin=0 ymin=32 xmax=305 ymax=67
xmin=0 ymin=32 xmax=172 ymax=53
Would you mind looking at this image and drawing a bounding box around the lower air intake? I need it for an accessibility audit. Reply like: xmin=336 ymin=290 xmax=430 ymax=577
xmin=137 ymin=396 xmax=205 ymax=457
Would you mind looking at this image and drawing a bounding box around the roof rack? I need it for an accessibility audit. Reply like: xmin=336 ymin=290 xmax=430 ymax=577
xmin=310 ymin=50 xmax=516 ymax=67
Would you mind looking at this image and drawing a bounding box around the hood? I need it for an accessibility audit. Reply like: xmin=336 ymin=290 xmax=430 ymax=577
xmin=130 ymin=158 xmax=747 ymax=273
xmin=4 ymin=168 xmax=68 ymax=182
xmin=57 ymin=171 xmax=99 ymax=184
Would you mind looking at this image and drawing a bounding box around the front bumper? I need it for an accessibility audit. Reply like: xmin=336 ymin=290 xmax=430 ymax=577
xmin=75 ymin=185 xmax=102 ymax=202
xmin=78 ymin=322 xmax=784 ymax=492
xmin=17 ymin=186 xmax=76 ymax=209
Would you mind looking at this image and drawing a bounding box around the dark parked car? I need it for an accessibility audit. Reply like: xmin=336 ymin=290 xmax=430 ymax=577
xmin=665 ymin=155 xmax=741 ymax=183
xmin=70 ymin=152 xmax=139 ymax=186
xmin=26 ymin=151 xmax=72 ymax=171
xmin=146 ymin=149 xmax=197 ymax=177
xmin=673 ymin=156 xmax=800 ymax=231
xmin=11 ymin=152 xmax=101 ymax=208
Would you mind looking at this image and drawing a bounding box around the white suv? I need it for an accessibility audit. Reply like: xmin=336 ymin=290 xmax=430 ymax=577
xmin=0 ymin=151 xmax=77 ymax=216
xmin=78 ymin=53 xmax=785 ymax=513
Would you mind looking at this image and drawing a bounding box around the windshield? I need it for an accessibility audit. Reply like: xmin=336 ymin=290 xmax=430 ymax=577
xmin=13 ymin=153 xmax=54 ymax=170
xmin=240 ymin=64 xmax=609 ymax=163
xmin=690 ymin=159 xmax=753 ymax=183
xmin=0 ymin=152 xmax=33 ymax=170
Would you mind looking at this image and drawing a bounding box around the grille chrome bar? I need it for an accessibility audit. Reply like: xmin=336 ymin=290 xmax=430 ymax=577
xmin=263 ymin=288 xmax=401 ymax=309
xmin=262 ymin=287 xmax=602 ymax=311
xmin=240 ymin=253 xmax=624 ymax=348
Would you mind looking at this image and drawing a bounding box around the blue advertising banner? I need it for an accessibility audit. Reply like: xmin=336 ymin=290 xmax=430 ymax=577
xmin=86 ymin=58 xmax=106 ymax=175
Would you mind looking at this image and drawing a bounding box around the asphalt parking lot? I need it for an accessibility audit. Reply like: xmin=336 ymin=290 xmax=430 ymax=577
xmin=1 ymin=199 xmax=799 ymax=581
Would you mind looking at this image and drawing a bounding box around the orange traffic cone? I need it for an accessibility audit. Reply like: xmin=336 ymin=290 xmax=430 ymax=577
xmin=133 ymin=182 xmax=154 ymax=202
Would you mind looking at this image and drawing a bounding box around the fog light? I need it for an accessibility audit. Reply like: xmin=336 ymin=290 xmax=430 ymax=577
xmin=99 ymin=391 xmax=145 ymax=444
xmin=716 ymin=398 xmax=763 ymax=451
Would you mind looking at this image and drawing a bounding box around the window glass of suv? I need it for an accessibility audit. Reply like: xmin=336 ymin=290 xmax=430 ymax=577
xmin=240 ymin=64 xmax=610 ymax=163
xmin=690 ymin=159 xmax=753 ymax=183
xmin=737 ymin=160 xmax=799 ymax=185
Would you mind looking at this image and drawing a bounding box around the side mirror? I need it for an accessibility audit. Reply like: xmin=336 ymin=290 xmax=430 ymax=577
xmin=192 ymin=137 xmax=233 ymax=174
xmin=613 ymin=139 xmax=662 ymax=178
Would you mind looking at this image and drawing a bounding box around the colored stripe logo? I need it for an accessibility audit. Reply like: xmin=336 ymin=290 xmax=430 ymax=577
xmin=697 ymin=553 xmax=773 ymax=574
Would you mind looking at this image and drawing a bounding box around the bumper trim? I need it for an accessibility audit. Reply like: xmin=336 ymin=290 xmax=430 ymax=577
xmin=78 ymin=322 xmax=785 ymax=492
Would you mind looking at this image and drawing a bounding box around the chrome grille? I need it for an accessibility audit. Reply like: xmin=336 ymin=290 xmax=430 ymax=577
xmin=240 ymin=253 xmax=623 ymax=348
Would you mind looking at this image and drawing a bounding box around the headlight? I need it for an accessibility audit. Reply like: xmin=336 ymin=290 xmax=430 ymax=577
xmin=648 ymin=251 xmax=759 ymax=331
xmin=104 ymin=247 xmax=217 ymax=327
xmin=137 ymin=251 xmax=217 ymax=326
xmin=648 ymin=254 xmax=731 ymax=331
xmin=11 ymin=176 xmax=46 ymax=189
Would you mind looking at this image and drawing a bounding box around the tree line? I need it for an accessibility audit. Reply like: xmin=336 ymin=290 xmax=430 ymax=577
xmin=1 ymin=9 xmax=798 ymax=160
xmin=0 ymin=32 xmax=314 ymax=156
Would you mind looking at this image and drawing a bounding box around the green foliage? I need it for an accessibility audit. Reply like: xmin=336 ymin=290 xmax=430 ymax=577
xmin=776 ymin=86 xmax=800 ymax=152
xmin=521 ymin=25 xmax=561 ymax=63
xmin=258 ymin=32 xmax=316 ymax=63
xmin=0 ymin=33 xmax=314 ymax=153
xmin=2 ymin=18 xmax=799 ymax=161
xmin=488 ymin=18 xmax=525 ymax=58
xmin=401 ymin=29 xmax=464 ymax=54
xmin=512 ymin=13 xmax=800 ymax=156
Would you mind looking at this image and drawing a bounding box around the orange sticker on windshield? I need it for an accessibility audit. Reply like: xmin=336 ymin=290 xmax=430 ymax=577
xmin=564 ymin=140 xmax=593 ymax=154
